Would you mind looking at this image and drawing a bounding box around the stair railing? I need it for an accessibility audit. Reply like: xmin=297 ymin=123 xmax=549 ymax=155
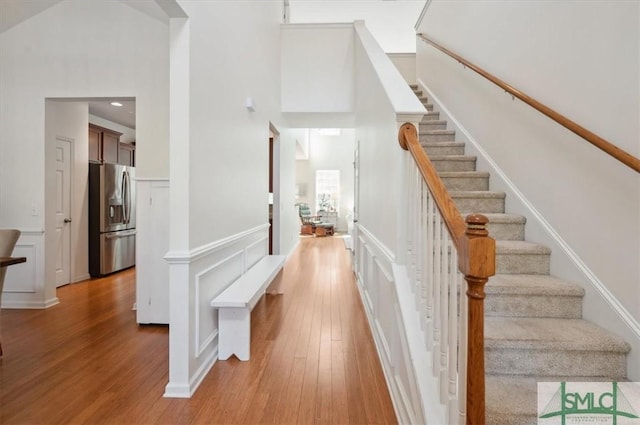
xmin=399 ymin=122 xmax=495 ymax=425
xmin=417 ymin=34 xmax=640 ymax=174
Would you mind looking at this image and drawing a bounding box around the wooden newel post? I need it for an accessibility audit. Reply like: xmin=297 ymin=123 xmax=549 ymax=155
xmin=459 ymin=214 xmax=495 ymax=425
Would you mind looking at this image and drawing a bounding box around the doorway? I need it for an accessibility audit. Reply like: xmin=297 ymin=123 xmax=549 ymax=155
xmin=45 ymin=98 xmax=137 ymax=292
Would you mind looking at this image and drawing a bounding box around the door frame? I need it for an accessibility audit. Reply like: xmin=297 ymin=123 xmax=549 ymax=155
xmin=269 ymin=122 xmax=281 ymax=255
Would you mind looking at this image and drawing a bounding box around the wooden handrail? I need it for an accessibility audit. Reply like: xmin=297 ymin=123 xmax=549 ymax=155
xmin=417 ymin=34 xmax=640 ymax=174
xmin=398 ymin=123 xmax=466 ymax=248
xmin=399 ymin=123 xmax=495 ymax=425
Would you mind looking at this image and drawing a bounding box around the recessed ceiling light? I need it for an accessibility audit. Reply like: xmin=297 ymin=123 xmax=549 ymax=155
xmin=110 ymin=102 xmax=123 ymax=107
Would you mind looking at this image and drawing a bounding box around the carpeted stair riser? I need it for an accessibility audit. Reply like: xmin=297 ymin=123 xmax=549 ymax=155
xmin=483 ymin=213 xmax=526 ymax=240
xmin=421 ymin=111 xmax=440 ymax=121
xmin=430 ymin=156 xmax=477 ymax=172
xmin=451 ymin=191 xmax=506 ymax=213
xmin=420 ymin=130 xmax=456 ymax=142
xmin=486 ymin=275 xmax=584 ymax=318
xmin=486 ymin=294 xmax=582 ymax=318
xmin=486 ymin=347 xmax=627 ymax=378
xmin=419 ymin=120 xmax=447 ymax=131
xmin=422 ymin=142 xmax=465 ymax=156
xmin=495 ymin=241 xmax=550 ymax=274
xmin=422 ymin=102 xmax=434 ymax=112
xmin=485 ymin=317 xmax=630 ymax=377
xmin=440 ymin=171 xmax=490 ymax=191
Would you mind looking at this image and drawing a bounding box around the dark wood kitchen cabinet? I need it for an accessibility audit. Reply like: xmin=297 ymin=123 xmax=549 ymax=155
xmin=89 ymin=124 xmax=122 ymax=164
xmin=88 ymin=124 xmax=134 ymax=166
xmin=118 ymin=142 xmax=135 ymax=166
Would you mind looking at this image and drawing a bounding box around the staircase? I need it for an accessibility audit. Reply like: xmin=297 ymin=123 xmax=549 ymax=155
xmin=409 ymin=85 xmax=631 ymax=425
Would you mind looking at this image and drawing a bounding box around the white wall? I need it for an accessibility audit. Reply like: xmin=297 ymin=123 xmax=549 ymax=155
xmin=281 ymin=24 xmax=355 ymax=113
xmin=295 ymin=129 xmax=355 ymax=231
xmin=289 ymin=0 xmax=424 ymax=53
xmin=388 ymin=53 xmax=416 ymax=84
xmin=0 ymin=0 xmax=169 ymax=308
xmin=184 ymin=1 xmax=284 ymax=247
xmin=417 ymin=0 xmax=640 ymax=378
xmin=164 ymin=0 xmax=293 ymax=397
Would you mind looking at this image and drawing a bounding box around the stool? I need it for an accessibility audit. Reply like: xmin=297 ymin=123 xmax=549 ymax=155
xmin=315 ymin=224 xmax=334 ymax=237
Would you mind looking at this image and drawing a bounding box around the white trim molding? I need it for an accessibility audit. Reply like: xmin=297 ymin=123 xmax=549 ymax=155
xmin=165 ymin=224 xmax=269 ymax=264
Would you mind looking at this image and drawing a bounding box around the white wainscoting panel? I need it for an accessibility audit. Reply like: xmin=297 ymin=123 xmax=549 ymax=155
xmin=355 ymin=224 xmax=427 ymax=425
xmin=2 ymin=229 xmax=53 ymax=308
xmin=194 ymin=250 xmax=244 ymax=357
xmin=245 ymin=236 xmax=268 ymax=270
xmin=136 ymin=178 xmax=171 ymax=324
xmin=164 ymin=224 xmax=270 ymax=399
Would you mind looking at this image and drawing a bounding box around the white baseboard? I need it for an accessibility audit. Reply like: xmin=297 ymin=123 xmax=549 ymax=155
xmin=1 ymin=297 xmax=60 ymax=309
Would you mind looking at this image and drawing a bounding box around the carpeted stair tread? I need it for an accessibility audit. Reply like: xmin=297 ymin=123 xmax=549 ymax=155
xmin=495 ymin=240 xmax=550 ymax=255
xmin=485 ymin=317 xmax=630 ymax=352
xmin=419 ymin=129 xmax=455 ymax=136
xmin=482 ymin=212 xmax=527 ymax=226
xmin=429 ymin=154 xmax=476 ymax=161
xmin=439 ymin=171 xmax=490 ymax=178
xmin=451 ymin=190 xmax=506 ymax=199
xmin=487 ymin=274 xmax=584 ymax=297
xmin=440 ymin=171 xmax=490 ymax=191
xmin=421 ymin=142 xmax=465 ymax=156
xmin=420 ymin=141 xmax=464 ymax=148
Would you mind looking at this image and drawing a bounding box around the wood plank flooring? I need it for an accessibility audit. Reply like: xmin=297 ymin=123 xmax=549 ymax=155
xmin=0 ymin=236 xmax=397 ymax=424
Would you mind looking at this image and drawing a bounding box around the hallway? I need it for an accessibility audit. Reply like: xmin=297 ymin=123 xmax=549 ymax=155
xmin=0 ymin=236 xmax=397 ymax=424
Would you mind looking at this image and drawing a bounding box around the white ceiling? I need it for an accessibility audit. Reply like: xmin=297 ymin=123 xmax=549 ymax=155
xmin=0 ymin=0 xmax=169 ymax=34
xmin=88 ymin=99 xmax=136 ymax=129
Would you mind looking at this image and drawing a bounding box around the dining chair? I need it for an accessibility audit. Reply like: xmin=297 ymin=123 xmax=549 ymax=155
xmin=0 ymin=229 xmax=21 ymax=357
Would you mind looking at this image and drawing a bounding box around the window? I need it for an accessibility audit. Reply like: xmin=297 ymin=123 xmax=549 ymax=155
xmin=316 ymin=170 xmax=340 ymax=213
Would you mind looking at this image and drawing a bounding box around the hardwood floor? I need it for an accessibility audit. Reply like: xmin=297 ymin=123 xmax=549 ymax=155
xmin=0 ymin=237 xmax=397 ymax=424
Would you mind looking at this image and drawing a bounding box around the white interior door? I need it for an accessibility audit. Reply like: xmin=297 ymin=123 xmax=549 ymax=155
xmin=55 ymin=137 xmax=72 ymax=287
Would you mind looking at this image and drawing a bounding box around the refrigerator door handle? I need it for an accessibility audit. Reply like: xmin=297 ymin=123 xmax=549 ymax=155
xmin=105 ymin=230 xmax=137 ymax=240
xmin=127 ymin=170 xmax=132 ymax=224
xmin=123 ymin=170 xmax=130 ymax=224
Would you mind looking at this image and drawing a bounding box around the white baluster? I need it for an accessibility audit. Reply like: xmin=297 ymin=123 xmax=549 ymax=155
xmin=432 ymin=213 xmax=442 ymax=377
xmin=458 ymin=269 xmax=468 ymax=425
xmin=439 ymin=228 xmax=450 ymax=403
xmin=425 ymin=191 xmax=435 ymax=350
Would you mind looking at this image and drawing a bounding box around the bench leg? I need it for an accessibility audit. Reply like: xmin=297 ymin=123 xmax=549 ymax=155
xmin=217 ymin=308 xmax=251 ymax=361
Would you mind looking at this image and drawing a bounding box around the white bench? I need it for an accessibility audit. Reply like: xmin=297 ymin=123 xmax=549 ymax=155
xmin=210 ymin=255 xmax=286 ymax=361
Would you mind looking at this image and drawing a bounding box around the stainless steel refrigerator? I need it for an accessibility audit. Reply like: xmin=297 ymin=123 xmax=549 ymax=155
xmin=89 ymin=163 xmax=136 ymax=277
